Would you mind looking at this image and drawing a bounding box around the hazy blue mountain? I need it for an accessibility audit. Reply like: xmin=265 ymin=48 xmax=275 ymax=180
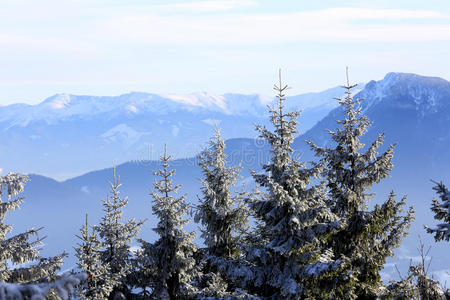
xmin=11 ymin=139 xmax=268 ymax=270
xmin=0 ymin=86 xmax=353 ymax=180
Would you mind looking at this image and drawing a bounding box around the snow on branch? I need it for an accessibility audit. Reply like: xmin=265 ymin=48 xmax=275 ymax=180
xmin=0 ymin=272 xmax=86 ymax=300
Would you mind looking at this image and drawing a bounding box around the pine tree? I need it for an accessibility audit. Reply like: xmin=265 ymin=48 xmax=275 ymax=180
xmin=193 ymin=128 xmax=248 ymax=298
xmin=308 ymin=69 xmax=415 ymax=299
xmin=0 ymin=172 xmax=66 ymax=285
xmin=426 ymin=181 xmax=450 ymax=242
xmin=95 ymin=168 xmax=143 ymax=299
xmin=144 ymin=145 xmax=197 ymax=299
xmin=75 ymin=214 xmax=113 ymax=299
xmin=243 ymin=71 xmax=340 ymax=299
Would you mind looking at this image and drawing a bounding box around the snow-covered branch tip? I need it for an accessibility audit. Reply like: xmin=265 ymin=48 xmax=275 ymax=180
xmin=0 ymin=272 xmax=87 ymax=300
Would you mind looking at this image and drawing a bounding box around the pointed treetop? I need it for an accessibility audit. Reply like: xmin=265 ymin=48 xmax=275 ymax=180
xmin=343 ymin=66 xmax=358 ymax=90
xmin=273 ymin=69 xmax=291 ymax=112
xmin=160 ymin=143 xmax=172 ymax=170
xmin=338 ymin=67 xmax=360 ymax=109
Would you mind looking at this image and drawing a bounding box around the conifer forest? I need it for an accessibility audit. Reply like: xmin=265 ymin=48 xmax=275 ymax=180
xmin=1 ymin=70 xmax=449 ymax=300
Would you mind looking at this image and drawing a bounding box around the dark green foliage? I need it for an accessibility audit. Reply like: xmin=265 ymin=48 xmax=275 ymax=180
xmin=426 ymin=181 xmax=450 ymax=242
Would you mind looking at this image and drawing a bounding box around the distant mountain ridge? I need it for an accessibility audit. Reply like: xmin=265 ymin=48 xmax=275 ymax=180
xmin=0 ymin=86 xmax=356 ymax=126
xmin=0 ymin=86 xmax=356 ymax=179
xmin=297 ymin=72 xmax=450 ymax=164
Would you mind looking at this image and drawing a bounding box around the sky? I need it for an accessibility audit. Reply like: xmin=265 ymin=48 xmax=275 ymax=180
xmin=0 ymin=0 xmax=449 ymax=105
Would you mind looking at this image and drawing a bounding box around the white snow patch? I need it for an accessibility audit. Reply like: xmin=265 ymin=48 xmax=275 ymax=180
xmin=204 ymin=93 xmax=227 ymax=110
xmin=46 ymin=94 xmax=71 ymax=109
xmin=164 ymin=94 xmax=203 ymax=106
xmin=101 ymin=124 xmax=148 ymax=147
xmin=130 ymin=245 xmax=141 ymax=254
xmin=164 ymin=93 xmax=228 ymax=111
xmin=126 ymin=104 xmax=138 ymax=113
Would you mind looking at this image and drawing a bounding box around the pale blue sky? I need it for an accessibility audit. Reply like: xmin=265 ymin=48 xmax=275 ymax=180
xmin=0 ymin=0 xmax=449 ymax=105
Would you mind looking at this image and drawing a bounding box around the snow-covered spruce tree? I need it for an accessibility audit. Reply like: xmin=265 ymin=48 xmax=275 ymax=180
xmin=308 ymin=69 xmax=415 ymax=299
xmin=193 ymin=128 xmax=248 ymax=298
xmin=0 ymin=172 xmax=66 ymax=286
xmin=426 ymin=181 xmax=450 ymax=242
xmin=95 ymin=168 xmax=143 ymax=299
xmin=74 ymin=214 xmax=113 ymax=299
xmin=241 ymin=71 xmax=341 ymax=299
xmin=141 ymin=145 xmax=197 ymax=299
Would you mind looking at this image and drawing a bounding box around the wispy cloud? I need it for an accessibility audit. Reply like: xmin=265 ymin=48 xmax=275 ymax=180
xmin=0 ymin=6 xmax=448 ymax=53
xmin=102 ymin=8 xmax=450 ymax=45
xmin=159 ymin=0 xmax=258 ymax=12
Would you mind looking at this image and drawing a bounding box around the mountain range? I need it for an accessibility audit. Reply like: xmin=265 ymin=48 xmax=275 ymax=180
xmin=0 ymin=85 xmax=360 ymax=179
xmin=3 ymin=72 xmax=450 ymax=283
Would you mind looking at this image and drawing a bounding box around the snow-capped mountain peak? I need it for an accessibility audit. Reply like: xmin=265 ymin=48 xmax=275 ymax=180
xmin=359 ymin=72 xmax=450 ymax=116
xmin=43 ymin=93 xmax=72 ymax=110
